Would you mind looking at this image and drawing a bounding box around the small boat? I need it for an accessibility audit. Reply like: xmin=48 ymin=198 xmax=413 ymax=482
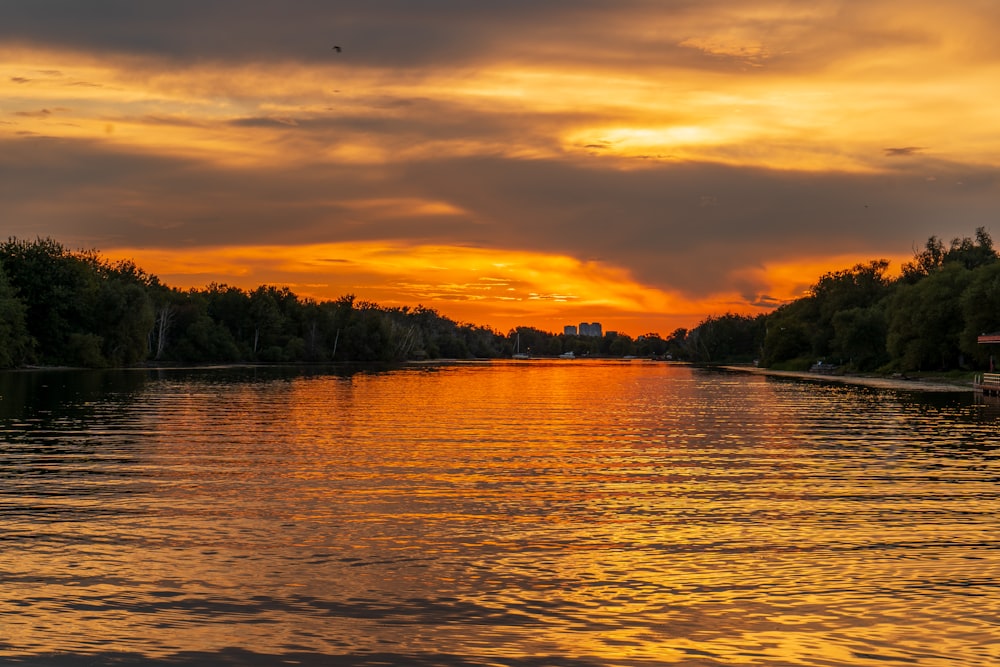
xmin=513 ymin=333 xmax=530 ymax=359
xmin=559 ymin=351 xmax=575 ymax=359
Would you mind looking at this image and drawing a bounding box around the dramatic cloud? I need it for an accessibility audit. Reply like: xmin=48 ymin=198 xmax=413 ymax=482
xmin=2 ymin=1 xmax=999 ymax=334
xmin=884 ymin=146 xmax=928 ymax=157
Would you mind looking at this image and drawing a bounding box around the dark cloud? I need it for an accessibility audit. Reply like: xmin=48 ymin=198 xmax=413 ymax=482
xmin=0 ymin=1 xmax=634 ymax=68
xmin=3 ymin=0 xmax=1000 ymax=323
xmin=228 ymin=117 xmax=301 ymax=128
xmin=3 ymin=135 xmax=997 ymax=300
xmin=749 ymin=295 xmax=787 ymax=309
xmin=3 ymin=1 xmax=998 ymax=81
xmin=2 ymin=0 xmax=911 ymax=76
xmin=884 ymin=146 xmax=927 ymax=157
xmin=397 ymin=155 xmax=1000 ymax=295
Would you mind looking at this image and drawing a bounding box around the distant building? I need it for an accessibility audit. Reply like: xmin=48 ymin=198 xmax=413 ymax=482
xmin=564 ymin=325 xmax=578 ymax=336
xmin=578 ymin=322 xmax=603 ymax=337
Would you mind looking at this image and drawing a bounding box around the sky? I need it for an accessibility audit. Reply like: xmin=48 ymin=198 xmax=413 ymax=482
xmin=2 ymin=1 xmax=1000 ymax=336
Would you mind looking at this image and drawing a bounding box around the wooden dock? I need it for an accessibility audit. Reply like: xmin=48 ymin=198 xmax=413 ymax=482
xmin=974 ymin=372 xmax=1000 ymax=397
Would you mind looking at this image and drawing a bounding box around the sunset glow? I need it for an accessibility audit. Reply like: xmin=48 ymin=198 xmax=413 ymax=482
xmin=103 ymin=242 xmax=698 ymax=333
xmin=4 ymin=2 xmax=1000 ymax=335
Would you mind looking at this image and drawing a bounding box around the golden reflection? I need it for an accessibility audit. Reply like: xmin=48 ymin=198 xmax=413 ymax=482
xmin=4 ymin=362 xmax=999 ymax=663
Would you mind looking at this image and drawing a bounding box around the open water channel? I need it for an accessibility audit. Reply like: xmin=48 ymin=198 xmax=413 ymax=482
xmin=0 ymin=361 xmax=997 ymax=666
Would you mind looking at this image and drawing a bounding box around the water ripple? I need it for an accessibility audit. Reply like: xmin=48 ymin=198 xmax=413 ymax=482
xmin=1 ymin=363 xmax=998 ymax=666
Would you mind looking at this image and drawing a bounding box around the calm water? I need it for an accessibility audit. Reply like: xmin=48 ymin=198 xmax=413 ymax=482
xmin=1 ymin=361 xmax=998 ymax=666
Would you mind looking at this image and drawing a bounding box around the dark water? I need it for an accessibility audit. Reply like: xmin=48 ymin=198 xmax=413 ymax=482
xmin=1 ymin=361 xmax=998 ymax=666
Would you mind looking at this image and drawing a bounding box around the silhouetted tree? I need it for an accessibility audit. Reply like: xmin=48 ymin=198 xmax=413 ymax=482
xmin=902 ymin=227 xmax=997 ymax=282
xmin=830 ymin=306 xmax=889 ymax=370
xmin=0 ymin=259 xmax=30 ymax=367
xmin=960 ymin=262 xmax=1000 ymax=366
xmin=886 ymin=263 xmax=973 ymax=370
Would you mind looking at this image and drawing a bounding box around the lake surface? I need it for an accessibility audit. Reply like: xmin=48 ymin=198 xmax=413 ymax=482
xmin=1 ymin=361 xmax=998 ymax=666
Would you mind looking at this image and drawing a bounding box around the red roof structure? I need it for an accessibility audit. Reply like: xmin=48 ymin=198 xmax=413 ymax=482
xmin=978 ymin=332 xmax=1000 ymax=344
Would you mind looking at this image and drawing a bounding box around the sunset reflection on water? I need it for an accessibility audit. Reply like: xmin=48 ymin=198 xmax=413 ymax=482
xmin=0 ymin=362 xmax=998 ymax=666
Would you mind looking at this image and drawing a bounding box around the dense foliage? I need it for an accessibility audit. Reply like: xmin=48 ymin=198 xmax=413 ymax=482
xmin=0 ymin=237 xmax=668 ymax=368
xmin=675 ymin=227 xmax=1000 ymax=372
xmin=2 ymin=229 xmax=998 ymax=371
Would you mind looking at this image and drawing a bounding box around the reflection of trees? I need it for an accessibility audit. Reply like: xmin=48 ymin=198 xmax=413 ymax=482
xmin=0 ymin=369 xmax=149 ymax=422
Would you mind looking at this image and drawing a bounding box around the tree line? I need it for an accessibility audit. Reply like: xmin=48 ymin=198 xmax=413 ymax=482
xmin=0 ymin=236 xmax=670 ymax=368
xmin=2 ymin=230 xmax=998 ymax=371
xmin=671 ymin=227 xmax=1000 ymax=372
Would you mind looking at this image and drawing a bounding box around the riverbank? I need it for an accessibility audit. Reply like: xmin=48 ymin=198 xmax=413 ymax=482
xmin=719 ymin=365 xmax=975 ymax=393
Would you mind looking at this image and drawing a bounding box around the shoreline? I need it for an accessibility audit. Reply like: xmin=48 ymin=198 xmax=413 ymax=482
xmin=2 ymin=361 xmax=981 ymax=394
xmin=718 ymin=365 xmax=974 ymax=393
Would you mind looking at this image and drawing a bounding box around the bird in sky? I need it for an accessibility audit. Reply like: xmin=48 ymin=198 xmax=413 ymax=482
xmin=332 ymin=45 xmax=342 ymax=52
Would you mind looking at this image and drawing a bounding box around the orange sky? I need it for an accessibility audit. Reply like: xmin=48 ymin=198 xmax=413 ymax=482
xmin=3 ymin=2 xmax=999 ymax=335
